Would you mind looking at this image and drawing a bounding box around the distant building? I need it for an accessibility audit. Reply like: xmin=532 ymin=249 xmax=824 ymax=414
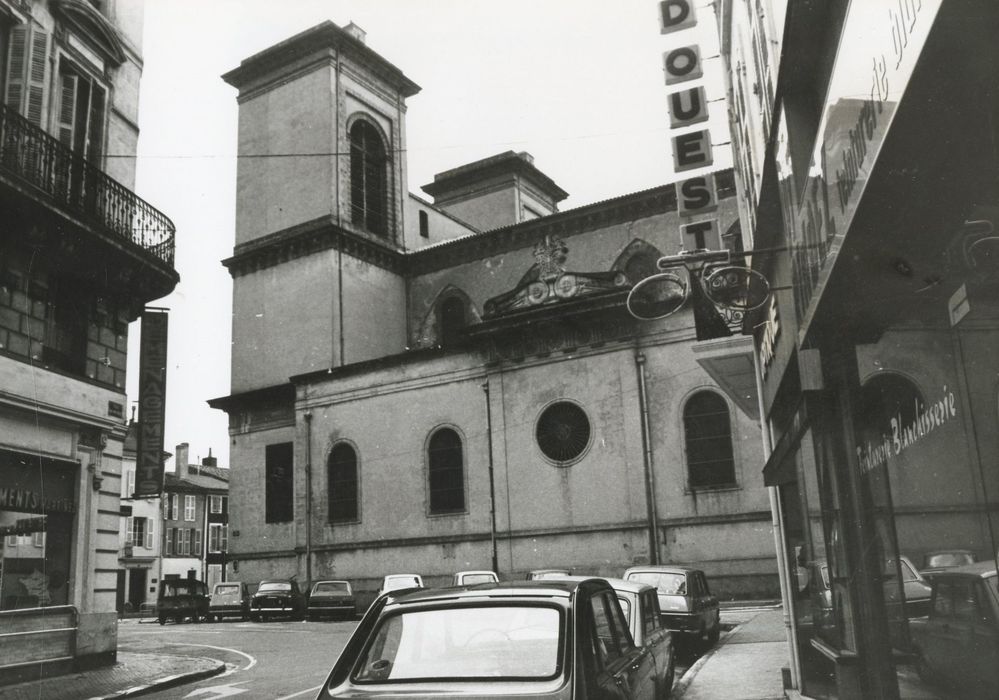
xmin=161 ymin=443 xmax=230 ymax=589
xmin=211 ymin=22 xmax=774 ymax=602
xmin=0 ymin=0 xmax=177 ymax=682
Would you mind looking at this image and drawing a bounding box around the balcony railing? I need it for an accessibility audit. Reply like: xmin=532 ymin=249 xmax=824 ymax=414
xmin=0 ymin=103 xmax=175 ymax=267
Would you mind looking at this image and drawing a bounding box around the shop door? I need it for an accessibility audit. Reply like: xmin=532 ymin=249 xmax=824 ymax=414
xmin=116 ymin=570 xmax=125 ymax=614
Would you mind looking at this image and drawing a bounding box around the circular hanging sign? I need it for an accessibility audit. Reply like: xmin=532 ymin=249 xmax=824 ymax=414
xmin=702 ymin=265 xmax=771 ymax=311
xmin=626 ymin=271 xmax=689 ymax=320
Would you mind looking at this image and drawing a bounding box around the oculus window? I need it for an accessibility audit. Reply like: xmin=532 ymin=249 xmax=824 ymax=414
xmin=536 ymin=401 xmax=591 ymax=466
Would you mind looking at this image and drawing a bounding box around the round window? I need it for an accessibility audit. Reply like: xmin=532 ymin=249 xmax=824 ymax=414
xmin=536 ymin=401 xmax=592 ymax=466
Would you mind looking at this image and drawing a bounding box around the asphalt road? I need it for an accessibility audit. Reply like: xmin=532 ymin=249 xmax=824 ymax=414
xmin=118 ymin=616 xmax=713 ymax=699
xmin=119 ymin=617 xmax=355 ymax=700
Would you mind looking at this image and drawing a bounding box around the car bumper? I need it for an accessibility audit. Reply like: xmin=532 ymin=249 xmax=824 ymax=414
xmin=661 ymin=612 xmax=707 ymax=635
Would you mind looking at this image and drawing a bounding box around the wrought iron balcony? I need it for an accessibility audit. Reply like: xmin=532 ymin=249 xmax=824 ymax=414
xmin=0 ymin=102 xmax=175 ymax=268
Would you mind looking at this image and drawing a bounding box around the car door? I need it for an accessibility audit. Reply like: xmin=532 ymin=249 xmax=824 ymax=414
xmin=588 ymin=590 xmax=656 ymax=700
xmin=968 ymin=580 xmax=999 ymax=693
xmin=641 ymin=589 xmax=671 ymax=682
xmin=695 ymin=572 xmax=718 ymax=632
xmin=925 ymin=578 xmax=963 ymax=677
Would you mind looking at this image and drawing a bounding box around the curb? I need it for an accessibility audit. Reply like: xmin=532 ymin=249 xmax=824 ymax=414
xmin=671 ymin=627 xmax=736 ymax=699
xmin=98 ymin=660 xmax=227 ymax=699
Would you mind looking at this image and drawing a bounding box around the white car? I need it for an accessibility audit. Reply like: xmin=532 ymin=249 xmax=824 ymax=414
xmin=377 ymin=573 xmax=423 ymax=596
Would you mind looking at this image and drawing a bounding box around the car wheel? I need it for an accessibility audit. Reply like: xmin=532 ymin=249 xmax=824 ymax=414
xmin=707 ymin=623 xmax=720 ymax=646
xmin=250 ymin=613 xmax=259 ymax=622
xmin=158 ymin=616 xmax=166 ymax=626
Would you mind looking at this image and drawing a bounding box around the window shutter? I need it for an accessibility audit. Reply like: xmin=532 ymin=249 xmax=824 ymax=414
xmin=164 ymin=527 xmax=173 ymax=555
xmin=125 ymin=516 xmax=134 ymax=544
xmin=5 ymin=24 xmax=27 ymax=114
xmin=57 ymin=72 xmax=78 ymax=148
xmin=194 ymin=528 xmax=202 ymax=557
xmin=25 ymin=28 xmax=48 ymax=127
xmin=146 ymin=519 xmax=154 ymax=549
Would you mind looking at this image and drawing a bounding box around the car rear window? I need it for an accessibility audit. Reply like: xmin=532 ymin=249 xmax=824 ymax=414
xmin=214 ymin=585 xmax=240 ymax=595
xmin=461 ymin=574 xmax=497 ymax=585
xmin=353 ymin=605 xmax=563 ymax=681
xmin=627 ymin=572 xmax=687 ymax=595
xmin=384 ymin=576 xmax=421 ymax=591
xmin=257 ymin=582 xmax=292 ymax=592
xmin=314 ymin=582 xmax=350 ymax=593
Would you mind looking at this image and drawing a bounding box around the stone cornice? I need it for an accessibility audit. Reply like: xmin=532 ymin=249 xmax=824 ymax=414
xmin=222 ymin=217 xmax=406 ymax=278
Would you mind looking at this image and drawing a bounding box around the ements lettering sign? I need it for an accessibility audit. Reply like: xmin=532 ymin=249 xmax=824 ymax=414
xmin=136 ymin=310 xmax=169 ymax=496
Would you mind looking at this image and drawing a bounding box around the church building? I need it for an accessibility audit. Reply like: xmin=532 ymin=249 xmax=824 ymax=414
xmin=210 ymin=21 xmax=775 ymax=601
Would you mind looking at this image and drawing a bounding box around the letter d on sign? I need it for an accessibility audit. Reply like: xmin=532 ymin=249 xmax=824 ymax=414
xmin=659 ymin=0 xmax=696 ymax=34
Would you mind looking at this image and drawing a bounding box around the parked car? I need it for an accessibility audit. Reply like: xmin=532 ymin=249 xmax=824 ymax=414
xmin=920 ymin=549 xmax=977 ymax=580
xmin=376 ymin=574 xmax=423 ymax=596
xmin=208 ymin=581 xmax=250 ymax=621
xmin=307 ymin=580 xmax=356 ymax=620
xmin=451 ymin=570 xmax=499 ymax=586
xmin=157 ymin=578 xmax=210 ymax=625
xmin=912 ymin=561 xmax=999 ymax=695
xmin=250 ymin=579 xmax=305 ymax=621
xmin=623 ymin=565 xmax=720 ymax=648
xmin=526 ymin=568 xmax=570 ymax=580
xmin=885 ymin=555 xmax=932 ymax=617
xmin=316 ymin=579 xmax=665 ymax=698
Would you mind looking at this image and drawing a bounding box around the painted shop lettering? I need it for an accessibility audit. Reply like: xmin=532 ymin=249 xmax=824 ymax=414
xmin=0 ymin=487 xmax=75 ymax=513
xmin=856 ymin=385 xmax=958 ymax=473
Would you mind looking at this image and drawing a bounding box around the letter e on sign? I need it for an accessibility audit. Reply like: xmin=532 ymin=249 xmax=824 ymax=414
xmin=673 ymin=130 xmax=714 ymax=172
xmin=659 ymin=0 xmax=696 ymax=34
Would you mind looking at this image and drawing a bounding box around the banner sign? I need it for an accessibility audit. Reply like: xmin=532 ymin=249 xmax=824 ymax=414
xmin=136 ymin=309 xmax=169 ymax=496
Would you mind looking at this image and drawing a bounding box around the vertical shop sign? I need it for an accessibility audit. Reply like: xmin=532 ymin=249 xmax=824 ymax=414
xmin=136 ymin=309 xmax=168 ymax=496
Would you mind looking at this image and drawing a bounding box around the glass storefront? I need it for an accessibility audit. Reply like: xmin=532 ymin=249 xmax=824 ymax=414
xmin=0 ymin=450 xmax=76 ymax=611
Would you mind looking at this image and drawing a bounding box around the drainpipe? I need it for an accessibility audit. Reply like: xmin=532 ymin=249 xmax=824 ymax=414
xmin=753 ymin=347 xmax=801 ymax=688
xmin=482 ymin=380 xmax=499 ymax=574
xmin=634 ymin=351 xmax=660 ymax=565
xmin=304 ymin=411 xmax=313 ymax=591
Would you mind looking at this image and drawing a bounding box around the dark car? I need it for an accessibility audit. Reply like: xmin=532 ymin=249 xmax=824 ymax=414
xmin=308 ymin=580 xmax=357 ymax=621
xmin=623 ymin=565 xmax=720 ymax=648
xmin=316 ymin=579 xmax=664 ymax=699
xmin=208 ymin=581 xmax=250 ymax=621
xmin=157 ymin=578 xmax=210 ymax=625
xmin=250 ymin=579 xmax=304 ymax=621
xmin=912 ymin=561 xmax=999 ymax=696
xmin=920 ymin=549 xmax=977 ymax=580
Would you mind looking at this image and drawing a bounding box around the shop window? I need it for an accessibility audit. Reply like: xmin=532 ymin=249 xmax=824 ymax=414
xmin=349 ymin=119 xmax=388 ymax=236
xmin=327 ymin=442 xmax=358 ymax=523
xmin=428 ymin=428 xmax=465 ymax=514
xmin=184 ymin=495 xmax=196 ymax=521
xmin=265 ymin=442 xmax=294 ymax=523
xmin=683 ymin=391 xmax=736 ymax=488
xmin=437 ymin=296 xmax=467 ymax=347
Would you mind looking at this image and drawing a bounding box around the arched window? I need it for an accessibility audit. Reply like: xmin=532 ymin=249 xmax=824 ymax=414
xmin=349 ymin=120 xmax=388 ymax=236
xmin=859 ymin=373 xmax=923 ymax=436
xmin=683 ymin=391 xmax=735 ymax=488
xmin=428 ymin=428 xmax=465 ymax=514
xmin=438 ymin=296 xmax=466 ymax=346
xmin=327 ymin=443 xmax=358 ymax=523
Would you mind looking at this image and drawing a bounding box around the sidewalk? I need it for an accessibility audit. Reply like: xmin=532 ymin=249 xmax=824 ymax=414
xmin=0 ymin=652 xmax=225 ymax=700
xmin=674 ymin=605 xmax=789 ymax=700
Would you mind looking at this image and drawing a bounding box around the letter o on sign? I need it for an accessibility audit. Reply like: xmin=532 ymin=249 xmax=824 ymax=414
xmin=664 ymin=46 xmax=702 ymax=85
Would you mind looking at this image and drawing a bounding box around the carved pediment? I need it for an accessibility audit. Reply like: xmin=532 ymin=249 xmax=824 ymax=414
xmin=53 ymin=0 xmax=126 ymax=67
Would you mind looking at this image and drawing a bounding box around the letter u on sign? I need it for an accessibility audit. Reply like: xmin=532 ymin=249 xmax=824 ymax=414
xmin=668 ymin=86 xmax=709 ymax=128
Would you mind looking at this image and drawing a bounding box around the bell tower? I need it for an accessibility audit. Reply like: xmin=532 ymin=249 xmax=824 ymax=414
xmin=221 ymin=22 xmax=421 ymax=394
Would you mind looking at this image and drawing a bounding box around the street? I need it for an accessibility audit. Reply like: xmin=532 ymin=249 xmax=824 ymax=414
xmin=118 ymin=615 xmax=712 ymax=699
xmin=119 ymin=618 xmax=354 ymax=700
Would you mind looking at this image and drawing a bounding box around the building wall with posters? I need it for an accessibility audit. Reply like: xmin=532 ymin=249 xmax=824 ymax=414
xmin=0 ymin=0 xmax=177 ymax=682
xmin=212 ymin=21 xmax=778 ymax=608
xmin=715 ymin=0 xmax=999 ymax=697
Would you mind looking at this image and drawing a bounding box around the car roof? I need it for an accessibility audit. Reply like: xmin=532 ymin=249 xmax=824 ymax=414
xmin=313 ymin=579 xmax=350 ymax=585
xmin=383 ymin=573 xmax=421 ymax=579
xmin=930 ymin=561 xmax=998 ymax=579
xmin=454 ymin=570 xmax=496 ymax=575
xmin=258 ymin=579 xmax=295 ymax=584
xmin=624 ymin=565 xmax=701 ymax=575
xmin=382 ymin=579 xmax=609 ymax=606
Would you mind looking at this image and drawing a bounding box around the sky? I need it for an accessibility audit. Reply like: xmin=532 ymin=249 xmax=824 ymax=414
xmin=125 ymin=0 xmax=731 ymax=471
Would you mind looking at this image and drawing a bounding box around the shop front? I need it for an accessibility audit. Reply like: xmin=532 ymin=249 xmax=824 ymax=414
xmin=756 ymin=1 xmax=998 ymax=697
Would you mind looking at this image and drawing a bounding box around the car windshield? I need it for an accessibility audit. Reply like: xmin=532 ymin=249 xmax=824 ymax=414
xmin=314 ymin=582 xmax=350 ymax=593
xmin=161 ymin=581 xmax=202 ymax=596
xmin=460 ymin=574 xmax=496 ymax=585
xmin=214 ymin=585 xmax=240 ymax=595
xmin=257 ymin=582 xmax=291 ymax=592
xmin=925 ymin=552 xmax=975 ymax=568
xmin=629 ymin=572 xmax=687 ymax=595
xmin=883 ymin=559 xmax=920 ymax=582
xmin=353 ymin=605 xmax=562 ymax=681
xmin=384 ymin=576 xmax=421 ymax=591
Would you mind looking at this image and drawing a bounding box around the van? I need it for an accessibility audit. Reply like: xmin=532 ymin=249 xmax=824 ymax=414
xmin=208 ymin=581 xmax=250 ymax=621
xmin=157 ymin=578 xmax=210 ymax=625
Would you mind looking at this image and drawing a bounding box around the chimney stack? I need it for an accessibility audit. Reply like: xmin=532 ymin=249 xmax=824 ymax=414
xmin=202 ymin=448 xmax=217 ymax=468
xmin=175 ymin=443 xmax=189 ymax=475
xmin=344 ymin=21 xmax=366 ymax=43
